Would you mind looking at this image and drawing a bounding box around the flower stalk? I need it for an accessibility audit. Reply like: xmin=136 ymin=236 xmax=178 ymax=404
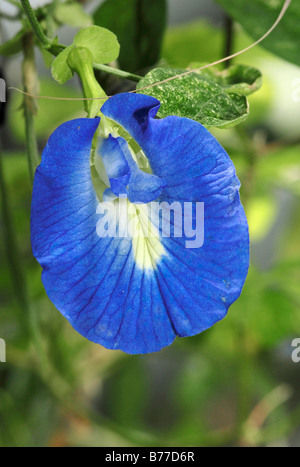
xmin=67 ymin=47 xmax=107 ymax=118
xmin=22 ymin=32 xmax=40 ymax=183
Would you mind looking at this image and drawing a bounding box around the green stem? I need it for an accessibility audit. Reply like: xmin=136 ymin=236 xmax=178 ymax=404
xmin=93 ymin=63 xmax=142 ymax=82
xmin=20 ymin=0 xmax=51 ymax=49
xmin=22 ymin=32 xmax=40 ymax=183
xmin=23 ymin=104 xmax=39 ymax=182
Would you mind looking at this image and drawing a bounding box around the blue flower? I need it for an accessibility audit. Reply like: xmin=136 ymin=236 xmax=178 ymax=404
xmin=31 ymin=92 xmax=249 ymax=354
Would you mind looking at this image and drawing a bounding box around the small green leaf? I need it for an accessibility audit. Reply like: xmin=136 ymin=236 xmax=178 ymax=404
xmin=51 ymin=26 xmax=120 ymax=85
xmin=54 ymin=3 xmax=92 ymax=28
xmin=216 ymin=0 xmax=300 ymax=67
xmin=51 ymin=45 xmax=75 ymax=84
xmin=74 ymin=26 xmax=120 ymax=65
xmin=0 ymin=29 xmax=25 ymax=56
xmin=94 ymin=0 xmax=167 ymax=72
xmin=137 ymin=65 xmax=262 ymax=128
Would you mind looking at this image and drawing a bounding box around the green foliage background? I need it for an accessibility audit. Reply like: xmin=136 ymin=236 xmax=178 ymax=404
xmin=0 ymin=0 xmax=300 ymax=447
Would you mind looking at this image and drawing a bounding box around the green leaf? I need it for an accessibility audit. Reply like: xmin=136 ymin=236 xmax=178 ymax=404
xmin=73 ymin=25 xmax=120 ymax=65
xmin=0 ymin=29 xmax=25 ymax=56
xmin=137 ymin=65 xmax=262 ymax=128
xmin=51 ymin=26 xmax=120 ymax=85
xmin=51 ymin=45 xmax=75 ymax=84
xmin=93 ymin=0 xmax=167 ymax=72
xmin=216 ymin=0 xmax=300 ymax=67
xmin=54 ymin=3 xmax=92 ymax=28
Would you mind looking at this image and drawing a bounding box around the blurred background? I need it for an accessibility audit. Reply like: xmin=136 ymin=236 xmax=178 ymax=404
xmin=0 ymin=0 xmax=300 ymax=447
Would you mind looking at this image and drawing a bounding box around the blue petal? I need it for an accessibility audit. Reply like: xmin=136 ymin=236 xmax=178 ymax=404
xmin=98 ymin=134 xmax=131 ymax=196
xmin=31 ymin=93 xmax=249 ymax=355
xmin=126 ymin=170 xmax=166 ymax=204
xmin=99 ymin=134 xmax=166 ymax=204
